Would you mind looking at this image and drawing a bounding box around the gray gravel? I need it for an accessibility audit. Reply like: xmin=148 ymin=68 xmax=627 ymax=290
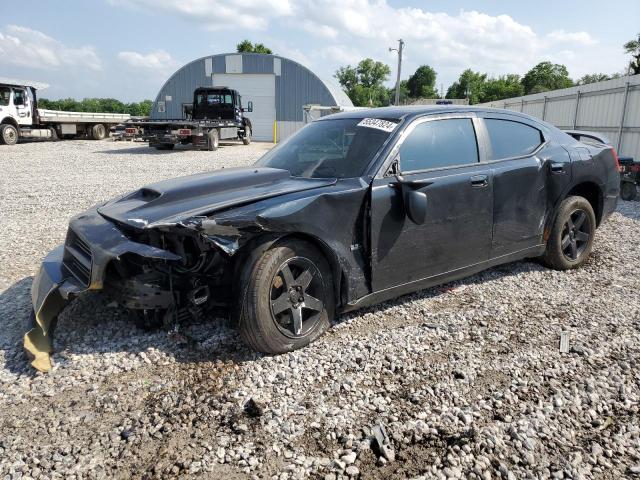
xmin=1 ymin=139 xmax=639 ymax=479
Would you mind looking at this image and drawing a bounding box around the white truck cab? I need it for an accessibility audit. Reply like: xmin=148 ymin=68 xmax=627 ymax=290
xmin=0 ymin=85 xmax=32 ymax=126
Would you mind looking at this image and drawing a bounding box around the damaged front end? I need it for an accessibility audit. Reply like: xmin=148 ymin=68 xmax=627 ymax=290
xmin=24 ymin=208 xmax=236 ymax=372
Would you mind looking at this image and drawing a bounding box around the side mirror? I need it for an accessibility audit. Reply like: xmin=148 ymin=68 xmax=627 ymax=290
xmin=246 ymin=101 xmax=253 ymax=113
xmin=396 ymin=175 xmax=430 ymax=225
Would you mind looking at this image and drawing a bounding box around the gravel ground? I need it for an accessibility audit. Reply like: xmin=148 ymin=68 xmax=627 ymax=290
xmin=1 ymin=139 xmax=639 ymax=479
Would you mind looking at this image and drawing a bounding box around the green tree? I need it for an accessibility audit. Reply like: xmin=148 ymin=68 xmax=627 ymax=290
xmin=446 ymin=69 xmax=487 ymax=104
xmin=38 ymin=98 xmax=153 ymax=116
xmin=482 ymin=74 xmax=525 ymax=102
xmin=576 ymin=73 xmax=620 ymax=85
xmin=335 ymin=58 xmax=391 ymax=107
xmin=624 ymin=33 xmax=640 ymax=75
xmin=521 ymin=62 xmax=573 ymax=94
xmin=406 ymin=65 xmax=438 ymax=98
xmin=236 ymin=39 xmax=273 ymax=54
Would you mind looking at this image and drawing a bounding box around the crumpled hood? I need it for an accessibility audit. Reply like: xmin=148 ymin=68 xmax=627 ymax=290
xmin=97 ymin=167 xmax=336 ymax=228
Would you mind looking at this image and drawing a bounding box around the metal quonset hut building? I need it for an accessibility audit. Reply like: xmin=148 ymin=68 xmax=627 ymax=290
xmin=151 ymin=52 xmax=353 ymax=141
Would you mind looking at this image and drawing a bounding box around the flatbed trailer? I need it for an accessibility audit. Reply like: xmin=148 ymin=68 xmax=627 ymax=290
xmin=127 ymin=86 xmax=253 ymax=151
xmin=127 ymin=117 xmax=250 ymax=150
xmin=0 ymin=77 xmax=130 ymax=145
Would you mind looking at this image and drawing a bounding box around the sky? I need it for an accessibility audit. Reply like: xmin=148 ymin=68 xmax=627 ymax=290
xmin=0 ymin=0 xmax=638 ymax=101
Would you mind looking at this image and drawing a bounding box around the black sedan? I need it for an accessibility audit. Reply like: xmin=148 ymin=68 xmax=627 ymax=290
xmin=25 ymin=106 xmax=620 ymax=371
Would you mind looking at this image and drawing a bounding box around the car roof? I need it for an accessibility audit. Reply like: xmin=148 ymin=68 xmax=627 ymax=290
xmin=322 ymin=105 xmax=538 ymax=123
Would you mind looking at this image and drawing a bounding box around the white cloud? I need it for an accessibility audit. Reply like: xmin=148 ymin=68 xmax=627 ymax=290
xmin=107 ymin=0 xmax=626 ymax=87
xmin=118 ymin=50 xmax=177 ymax=71
xmin=545 ymin=30 xmax=597 ymax=46
xmin=109 ymin=0 xmax=293 ymax=30
xmin=0 ymin=25 xmax=102 ymax=71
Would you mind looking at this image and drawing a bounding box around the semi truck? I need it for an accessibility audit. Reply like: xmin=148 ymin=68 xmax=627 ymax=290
xmin=0 ymin=77 xmax=130 ymax=145
xmin=127 ymin=87 xmax=253 ymax=150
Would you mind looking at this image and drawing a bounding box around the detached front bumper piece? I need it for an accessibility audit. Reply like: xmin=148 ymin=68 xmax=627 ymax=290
xmin=24 ymin=246 xmax=87 ymax=372
xmin=24 ymin=208 xmax=182 ymax=372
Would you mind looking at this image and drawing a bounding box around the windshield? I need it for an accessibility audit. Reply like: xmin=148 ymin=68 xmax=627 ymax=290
xmin=195 ymin=92 xmax=232 ymax=107
xmin=256 ymin=117 xmax=398 ymax=178
xmin=0 ymin=87 xmax=9 ymax=106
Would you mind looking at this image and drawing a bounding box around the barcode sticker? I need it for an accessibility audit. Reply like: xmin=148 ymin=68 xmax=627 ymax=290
xmin=357 ymin=118 xmax=398 ymax=133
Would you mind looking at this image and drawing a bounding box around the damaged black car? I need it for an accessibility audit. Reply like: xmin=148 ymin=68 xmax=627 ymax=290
xmin=25 ymin=107 xmax=620 ymax=371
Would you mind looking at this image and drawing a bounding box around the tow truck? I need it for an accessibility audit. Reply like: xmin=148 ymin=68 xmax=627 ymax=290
xmin=127 ymin=87 xmax=253 ymax=151
xmin=0 ymin=77 xmax=130 ymax=145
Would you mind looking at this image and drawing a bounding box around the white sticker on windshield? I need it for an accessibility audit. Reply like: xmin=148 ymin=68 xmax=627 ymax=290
xmin=357 ymin=118 xmax=398 ymax=133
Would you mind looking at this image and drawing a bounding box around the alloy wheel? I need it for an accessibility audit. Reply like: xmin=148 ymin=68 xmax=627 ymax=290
xmin=561 ymin=209 xmax=591 ymax=261
xmin=269 ymin=257 xmax=324 ymax=337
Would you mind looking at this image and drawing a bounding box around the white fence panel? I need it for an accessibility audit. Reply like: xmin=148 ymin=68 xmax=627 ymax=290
xmin=479 ymin=74 xmax=640 ymax=160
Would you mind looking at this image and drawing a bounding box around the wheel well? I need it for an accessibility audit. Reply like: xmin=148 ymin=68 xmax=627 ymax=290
xmin=235 ymin=232 xmax=344 ymax=307
xmin=566 ymin=182 xmax=603 ymax=226
xmin=1 ymin=117 xmax=18 ymax=128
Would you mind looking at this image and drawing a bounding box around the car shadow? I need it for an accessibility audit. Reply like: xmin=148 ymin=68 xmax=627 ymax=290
xmin=0 ymin=276 xmax=262 ymax=376
xmin=0 ymin=259 xmax=547 ymax=376
xmin=96 ymin=142 xmax=243 ymax=155
xmin=333 ymin=258 xmax=548 ymax=326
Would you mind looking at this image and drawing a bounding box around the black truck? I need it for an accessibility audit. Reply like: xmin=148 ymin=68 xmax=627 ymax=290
xmin=128 ymin=87 xmax=253 ymax=151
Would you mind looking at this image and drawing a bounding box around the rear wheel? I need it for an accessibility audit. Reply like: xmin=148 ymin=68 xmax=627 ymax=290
xmin=207 ymin=129 xmax=219 ymax=151
xmin=0 ymin=124 xmax=19 ymax=145
xmin=238 ymin=239 xmax=334 ymax=354
xmin=620 ymin=181 xmax=637 ymax=201
xmin=242 ymin=126 xmax=252 ymax=145
xmin=91 ymin=123 xmax=107 ymax=140
xmin=542 ymin=196 xmax=596 ymax=270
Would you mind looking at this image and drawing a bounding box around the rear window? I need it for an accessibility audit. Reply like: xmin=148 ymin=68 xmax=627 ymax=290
xmin=485 ymin=119 xmax=543 ymax=160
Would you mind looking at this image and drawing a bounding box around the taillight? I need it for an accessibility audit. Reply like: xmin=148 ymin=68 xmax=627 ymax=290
xmin=611 ymin=147 xmax=621 ymax=172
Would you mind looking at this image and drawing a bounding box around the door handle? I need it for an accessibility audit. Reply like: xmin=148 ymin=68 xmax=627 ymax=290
xmin=470 ymin=174 xmax=488 ymax=187
xmin=550 ymin=163 xmax=566 ymax=173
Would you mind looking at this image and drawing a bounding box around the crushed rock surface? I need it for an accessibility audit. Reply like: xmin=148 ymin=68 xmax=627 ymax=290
xmin=1 ymin=139 xmax=639 ymax=479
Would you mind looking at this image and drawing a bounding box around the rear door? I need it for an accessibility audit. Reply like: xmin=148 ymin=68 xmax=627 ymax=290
xmin=369 ymin=114 xmax=494 ymax=292
xmin=477 ymin=114 xmax=571 ymax=257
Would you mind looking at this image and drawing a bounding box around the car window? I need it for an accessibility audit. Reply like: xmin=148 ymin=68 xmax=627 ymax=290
xmin=399 ymin=118 xmax=478 ymax=172
xmin=0 ymin=87 xmax=9 ymax=106
xmin=13 ymin=89 xmax=25 ymax=106
xmin=485 ymin=119 xmax=543 ymax=160
xmin=256 ymin=117 xmax=397 ymax=179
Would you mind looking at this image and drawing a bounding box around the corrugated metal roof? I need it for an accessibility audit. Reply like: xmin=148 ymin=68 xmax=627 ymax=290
xmin=151 ymin=53 xmax=353 ymax=122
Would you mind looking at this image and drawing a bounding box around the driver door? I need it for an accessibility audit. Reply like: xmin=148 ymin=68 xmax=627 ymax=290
xmin=369 ymin=115 xmax=494 ymax=292
xmin=12 ymin=88 xmax=31 ymax=126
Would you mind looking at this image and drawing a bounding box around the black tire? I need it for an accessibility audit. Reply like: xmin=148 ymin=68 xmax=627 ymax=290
xmin=0 ymin=124 xmax=19 ymax=145
xmin=238 ymin=239 xmax=335 ymax=354
xmin=542 ymin=196 xmax=596 ymax=270
xmin=620 ymin=181 xmax=637 ymax=201
xmin=207 ymin=129 xmax=219 ymax=151
xmin=242 ymin=126 xmax=252 ymax=145
xmin=49 ymin=127 xmax=59 ymax=142
xmin=154 ymin=144 xmax=175 ymax=150
xmin=91 ymin=123 xmax=107 ymax=140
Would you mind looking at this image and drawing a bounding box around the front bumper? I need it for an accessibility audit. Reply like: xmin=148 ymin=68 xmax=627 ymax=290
xmin=24 ymin=208 xmax=181 ymax=372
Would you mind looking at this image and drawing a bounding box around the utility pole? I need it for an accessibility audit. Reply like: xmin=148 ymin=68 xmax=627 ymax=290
xmin=389 ymin=39 xmax=404 ymax=106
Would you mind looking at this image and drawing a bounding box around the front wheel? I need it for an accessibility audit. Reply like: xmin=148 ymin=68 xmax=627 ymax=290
xmin=0 ymin=124 xmax=19 ymax=145
xmin=242 ymin=126 xmax=252 ymax=145
xmin=542 ymin=196 xmax=596 ymax=270
xmin=238 ymin=239 xmax=335 ymax=354
xmin=207 ymin=129 xmax=219 ymax=151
